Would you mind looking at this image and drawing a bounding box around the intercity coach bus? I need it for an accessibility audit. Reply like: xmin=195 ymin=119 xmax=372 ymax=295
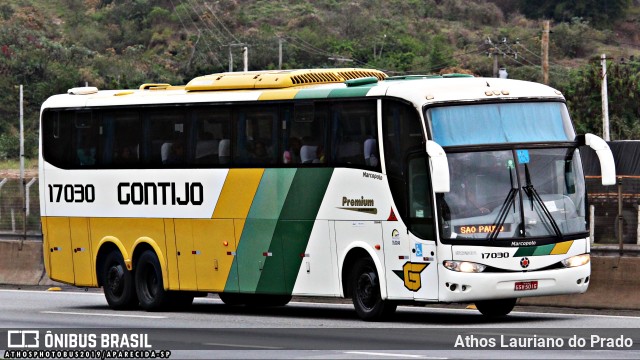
xmin=40 ymin=68 xmax=615 ymax=320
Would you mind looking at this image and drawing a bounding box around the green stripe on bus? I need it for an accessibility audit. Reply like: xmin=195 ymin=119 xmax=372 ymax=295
xmin=513 ymin=246 xmax=536 ymax=257
xmin=227 ymin=168 xmax=297 ymax=293
xmin=294 ymin=88 xmax=333 ymax=99
xmin=327 ymin=86 xmax=375 ymax=98
xmin=514 ymin=243 xmax=557 ymax=257
xmin=532 ymin=244 xmax=556 ymax=256
xmin=256 ymin=168 xmax=334 ymax=294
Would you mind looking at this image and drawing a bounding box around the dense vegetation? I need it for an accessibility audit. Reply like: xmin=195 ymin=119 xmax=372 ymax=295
xmin=0 ymin=0 xmax=639 ymax=160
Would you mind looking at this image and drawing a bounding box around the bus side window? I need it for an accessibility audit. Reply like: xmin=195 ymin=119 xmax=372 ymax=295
xmin=42 ymin=111 xmax=73 ymax=169
xmin=145 ymin=109 xmax=187 ymax=167
xmin=193 ymin=106 xmax=231 ymax=166
xmin=234 ymin=106 xmax=278 ymax=166
xmin=101 ymin=111 xmax=141 ymax=167
xmin=283 ymin=102 xmax=327 ymax=165
xmin=331 ymin=101 xmax=378 ymax=170
xmin=74 ymin=111 xmax=98 ymax=167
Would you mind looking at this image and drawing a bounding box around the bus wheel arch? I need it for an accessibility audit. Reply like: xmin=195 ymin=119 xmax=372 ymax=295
xmin=131 ymin=238 xmax=169 ymax=291
xmin=341 ymin=247 xmax=396 ymax=321
xmin=96 ymin=242 xmax=138 ymax=310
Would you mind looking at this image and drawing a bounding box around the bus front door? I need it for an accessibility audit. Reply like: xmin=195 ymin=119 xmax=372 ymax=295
xmin=382 ymin=223 xmax=438 ymax=301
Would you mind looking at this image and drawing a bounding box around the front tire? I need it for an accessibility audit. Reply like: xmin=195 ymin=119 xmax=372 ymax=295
xmin=218 ymin=293 xmax=245 ymax=306
xmin=135 ymin=250 xmax=170 ymax=311
xmin=475 ymin=298 xmax=517 ymax=317
xmin=351 ymin=258 xmax=397 ymax=321
xmin=102 ymin=251 xmax=138 ymax=310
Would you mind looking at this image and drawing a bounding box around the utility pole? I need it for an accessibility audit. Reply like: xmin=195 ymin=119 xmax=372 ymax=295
xmin=19 ymin=85 xmax=23 ymax=185
xmin=542 ymin=20 xmax=550 ymax=84
xmin=601 ymin=53 xmax=610 ymax=141
xmin=278 ymin=38 xmax=283 ymax=70
xmin=19 ymin=84 xmax=25 ymax=248
xmin=485 ymin=37 xmax=499 ymax=78
xmin=242 ymin=46 xmax=248 ymax=72
xmin=228 ymin=43 xmax=248 ymax=72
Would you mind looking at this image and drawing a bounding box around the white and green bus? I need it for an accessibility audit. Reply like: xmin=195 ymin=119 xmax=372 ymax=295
xmin=40 ymin=68 xmax=615 ymax=320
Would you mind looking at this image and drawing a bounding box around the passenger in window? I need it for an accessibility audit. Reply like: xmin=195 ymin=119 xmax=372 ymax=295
xmin=165 ymin=139 xmax=185 ymax=165
xmin=283 ymin=137 xmax=301 ymax=164
xmin=252 ymin=140 xmax=271 ymax=163
xmin=316 ymin=145 xmax=325 ymax=163
xmin=77 ymin=138 xmax=96 ymax=166
xmin=116 ymin=146 xmax=135 ymax=164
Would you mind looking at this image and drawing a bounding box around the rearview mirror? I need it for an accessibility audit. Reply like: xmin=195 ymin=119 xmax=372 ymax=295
xmin=577 ymin=133 xmax=616 ymax=186
xmin=426 ymin=140 xmax=450 ymax=193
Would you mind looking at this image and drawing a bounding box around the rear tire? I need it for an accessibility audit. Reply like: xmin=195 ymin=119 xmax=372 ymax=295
xmin=351 ymin=258 xmax=397 ymax=321
xmin=102 ymin=251 xmax=138 ymax=310
xmin=475 ymin=298 xmax=517 ymax=317
xmin=135 ymin=250 xmax=170 ymax=311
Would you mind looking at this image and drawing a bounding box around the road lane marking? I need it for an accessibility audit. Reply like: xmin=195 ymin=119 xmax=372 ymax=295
xmin=0 ymin=289 xmax=104 ymax=296
xmin=203 ymin=342 xmax=282 ymax=349
xmin=41 ymin=311 xmax=167 ymax=319
xmin=345 ymin=351 xmax=445 ymax=358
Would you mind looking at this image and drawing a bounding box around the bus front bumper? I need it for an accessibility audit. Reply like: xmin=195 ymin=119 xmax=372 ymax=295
xmin=438 ymin=263 xmax=590 ymax=303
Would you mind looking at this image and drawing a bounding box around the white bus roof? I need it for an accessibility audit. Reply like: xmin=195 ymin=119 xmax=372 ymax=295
xmin=41 ymin=69 xmax=565 ymax=111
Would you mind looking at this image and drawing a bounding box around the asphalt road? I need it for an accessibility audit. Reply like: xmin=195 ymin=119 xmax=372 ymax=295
xmin=1 ymin=288 xmax=639 ymax=359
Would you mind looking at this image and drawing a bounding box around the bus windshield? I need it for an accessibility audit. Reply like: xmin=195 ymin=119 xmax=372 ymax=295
xmin=426 ymin=102 xmax=586 ymax=242
xmin=437 ymin=148 xmax=587 ymax=241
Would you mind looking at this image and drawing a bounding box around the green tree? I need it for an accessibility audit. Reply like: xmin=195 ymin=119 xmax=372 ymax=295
xmin=518 ymin=0 xmax=631 ymax=28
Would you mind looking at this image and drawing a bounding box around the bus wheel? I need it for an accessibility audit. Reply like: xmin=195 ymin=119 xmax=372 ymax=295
xmin=135 ymin=250 xmax=170 ymax=311
xmin=102 ymin=251 xmax=138 ymax=309
xmin=218 ymin=293 xmax=246 ymax=306
xmin=475 ymin=298 xmax=517 ymax=317
xmin=351 ymin=258 xmax=397 ymax=321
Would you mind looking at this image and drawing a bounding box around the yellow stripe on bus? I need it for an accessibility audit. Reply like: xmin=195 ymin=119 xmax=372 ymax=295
xmin=257 ymin=89 xmax=300 ymax=101
xmin=212 ymin=169 xmax=264 ymax=219
xmin=550 ymin=240 xmax=573 ymax=255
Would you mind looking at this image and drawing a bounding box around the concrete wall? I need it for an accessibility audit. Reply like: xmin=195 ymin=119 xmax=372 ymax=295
xmin=519 ymin=256 xmax=640 ymax=310
xmin=0 ymin=240 xmax=55 ymax=286
xmin=1 ymin=239 xmax=638 ymax=310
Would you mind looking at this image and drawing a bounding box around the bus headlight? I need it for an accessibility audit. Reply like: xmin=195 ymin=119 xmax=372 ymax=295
xmin=443 ymin=260 xmax=486 ymax=273
xmin=561 ymin=254 xmax=590 ymax=268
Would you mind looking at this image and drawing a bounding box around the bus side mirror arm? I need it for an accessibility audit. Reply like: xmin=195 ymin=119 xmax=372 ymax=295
xmin=426 ymin=140 xmax=450 ymax=193
xmin=577 ymin=133 xmax=616 ymax=186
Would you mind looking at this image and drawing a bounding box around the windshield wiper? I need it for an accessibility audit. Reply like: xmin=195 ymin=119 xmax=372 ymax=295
xmin=523 ymin=164 xmax=562 ymax=238
xmin=488 ymin=166 xmax=518 ymax=241
xmin=488 ymin=188 xmax=518 ymax=240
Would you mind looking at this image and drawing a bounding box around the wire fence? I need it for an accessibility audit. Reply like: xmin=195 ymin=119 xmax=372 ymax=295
xmin=0 ymin=177 xmax=41 ymax=237
xmin=586 ymin=176 xmax=640 ymax=245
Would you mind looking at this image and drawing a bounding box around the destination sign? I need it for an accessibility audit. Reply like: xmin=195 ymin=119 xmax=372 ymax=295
xmin=454 ymin=223 xmax=512 ymax=235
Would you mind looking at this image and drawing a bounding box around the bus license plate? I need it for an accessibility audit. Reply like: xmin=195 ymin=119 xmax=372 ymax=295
xmin=514 ymin=281 xmax=538 ymax=291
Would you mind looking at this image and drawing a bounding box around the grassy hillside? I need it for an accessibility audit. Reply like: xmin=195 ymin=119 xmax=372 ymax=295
xmin=1 ymin=0 xmax=639 ymax=161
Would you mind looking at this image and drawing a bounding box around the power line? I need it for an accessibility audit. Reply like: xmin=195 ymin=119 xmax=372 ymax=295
xmin=184 ymin=0 xmax=227 ymax=47
xmin=203 ymin=2 xmax=240 ymax=43
xmin=170 ymin=0 xmax=223 ymax=69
